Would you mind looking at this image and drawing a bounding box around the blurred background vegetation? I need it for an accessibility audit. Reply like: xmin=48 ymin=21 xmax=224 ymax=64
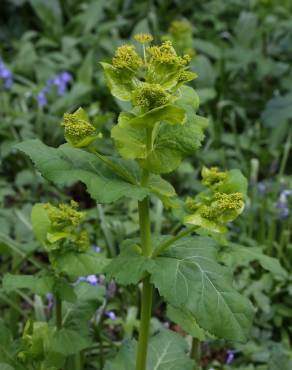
xmin=0 ymin=0 xmax=292 ymax=369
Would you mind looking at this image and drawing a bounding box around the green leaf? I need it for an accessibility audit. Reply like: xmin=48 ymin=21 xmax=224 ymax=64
xmin=64 ymin=283 xmax=105 ymax=335
xmin=0 ymin=364 xmax=15 ymax=370
xmin=2 ymin=274 xmax=54 ymax=296
xmin=104 ymin=243 xmax=154 ymax=285
xmin=49 ymin=329 xmax=89 ymax=356
xmin=111 ymin=112 xmax=146 ymax=160
xmin=220 ymin=244 xmax=287 ymax=277
xmin=54 ymin=278 xmax=77 ymax=303
xmin=261 ymin=92 xmax=292 ymax=128
xmin=104 ymin=329 xmax=193 ymax=370
xmin=31 ymin=203 xmax=50 ymax=245
xmin=167 ymin=305 xmax=206 ymax=340
xmin=148 ymin=175 xmax=177 ymax=208
xmin=217 ymin=169 xmax=248 ymax=196
xmin=100 ymin=62 xmax=134 ymax=101
xmin=54 ymin=251 xmax=108 ymax=278
xmin=16 ymin=139 xmax=149 ymax=203
xmin=150 ymin=236 xmax=254 ymax=342
xmin=128 ymin=104 xmax=186 ymax=129
xmin=140 ymin=114 xmax=207 ymax=174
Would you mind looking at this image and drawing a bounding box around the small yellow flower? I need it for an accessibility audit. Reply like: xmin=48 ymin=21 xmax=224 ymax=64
xmin=133 ymin=83 xmax=170 ymax=110
xmin=134 ymin=33 xmax=153 ymax=44
xmin=44 ymin=200 xmax=84 ymax=229
xmin=62 ymin=108 xmax=97 ymax=148
xmin=147 ymin=41 xmax=190 ymax=67
xmin=201 ymin=167 xmax=227 ymax=188
xmin=112 ymin=44 xmax=142 ymax=71
xmin=214 ymin=192 xmax=244 ymax=211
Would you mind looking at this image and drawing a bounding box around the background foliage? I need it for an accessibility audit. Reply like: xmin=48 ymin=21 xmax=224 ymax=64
xmin=0 ymin=0 xmax=291 ymax=369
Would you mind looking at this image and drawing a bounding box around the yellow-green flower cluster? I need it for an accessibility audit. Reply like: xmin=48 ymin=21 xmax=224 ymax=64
xmin=134 ymin=33 xmax=153 ymax=43
xmin=62 ymin=108 xmax=97 ymax=148
xmin=169 ymin=19 xmax=192 ymax=35
xmin=112 ymin=45 xmax=143 ymax=71
xmin=44 ymin=200 xmax=84 ymax=229
xmin=147 ymin=40 xmax=191 ymax=68
xmin=133 ymin=83 xmax=171 ymax=110
xmin=44 ymin=200 xmax=89 ymax=254
xmin=214 ymin=192 xmax=244 ymax=211
xmin=184 ymin=167 xmax=246 ymax=234
xmin=163 ymin=20 xmax=195 ymax=58
xmin=201 ymin=167 xmax=228 ymax=188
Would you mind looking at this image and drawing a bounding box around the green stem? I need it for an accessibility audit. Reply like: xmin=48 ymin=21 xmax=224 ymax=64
xmin=136 ymin=128 xmax=153 ymax=370
xmin=278 ymin=129 xmax=291 ymax=178
xmin=190 ymin=338 xmax=201 ymax=370
xmin=135 ymin=276 xmax=153 ymax=370
xmin=153 ymin=225 xmax=197 ymax=257
xmin=55 ymin=296 xmax=62 ymax=330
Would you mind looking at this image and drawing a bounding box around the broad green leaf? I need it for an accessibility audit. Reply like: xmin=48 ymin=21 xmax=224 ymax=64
xmin=220 ymin=244 xmax=287 ymax=277
xmin=2 ymin=274 xmax=54 ymax=296
xmin=167 ymin=305 xmax=206 ymax=340
xmin=54 ymin=251 xmax=108 ymax=278
xmin=104 ymin=243 xmax=154 ymax=285
xmin=100 ymin=62 xmax=134 ymax=101
xmin=150 ymin=236 xmax=254 ymax=342
xmin=31 ymin=203 xmax=50 ymax=245
xmin=64 ymin=283 xmax=105 ymax=335
xmin=49 ymin=329 xmax=90 ymax=356
xmin=16 ymin=140 xmax=148 ymax=203
xmin=104 ymin=329 xmax=194 ymax=370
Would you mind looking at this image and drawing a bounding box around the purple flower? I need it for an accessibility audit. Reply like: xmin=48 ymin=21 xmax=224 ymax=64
xmin=46 ymin=293 xmax=54 ymax=311
xmin=105 ymin=311 xmax=117 ymax=320
xmin=76 ymin=274 xmax=99 ymax=286
xmin=94 ymin=245 xmax=101 ymax=253
xmin=0 ymin=60 xmax=13 ymax=89
xmin=38 ymin=90 xmax=48 ymax=106
xmin=86 ymin=275 xmax=98 ymax=286
xmin=60 ymin=71 xmax=73 ymax=83
xmin=226 ymin=350 xmax=236 ymax=365
xmin=276 ymin=189 xmax=292 ymax=220
xmin=38 ymin=71 xmax=73 ymax=105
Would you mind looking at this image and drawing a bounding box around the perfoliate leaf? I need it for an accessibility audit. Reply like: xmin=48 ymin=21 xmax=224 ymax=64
xmin=111 ymin=112 xmax=146 ymax=160
xmin=139 ymin=113 xmax=207 ymax=174
xmin=150 ymin=236 xmax=254 ymax=342
xmin=16 ymin=140 xmax=149 ymax=203
xmin=54 ymin=251 xmax=109 ymax=278
xmin=104 ymin=243 xmax=154 ymax=285
xmin=167 ymin=305 xmax=206 ymax=340
xmin=137 ymin=87 xmax=207 ymax=174
xmin=100 ymin=62 xmax=134 ymax=101
xmin=128 ymin=104 xmax=186 ymax=129
xmin=104 ymin=329 xmax=194 ymax=370
xmin=2 ymin=274 xmax=54 ymax=296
